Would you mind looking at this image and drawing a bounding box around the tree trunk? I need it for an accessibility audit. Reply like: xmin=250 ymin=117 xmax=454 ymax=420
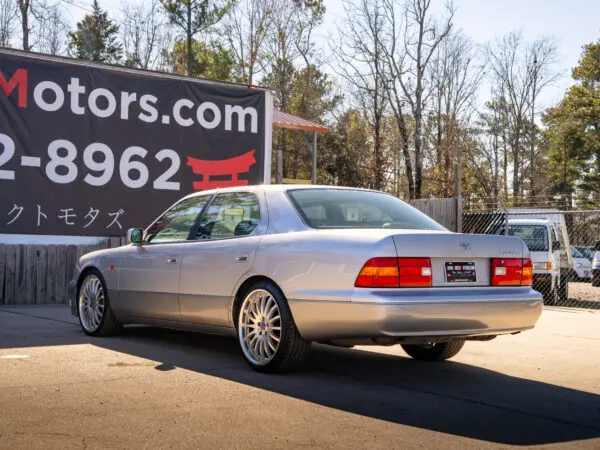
xmin=374 ymin=112 xmax=383 ymax=191
xmin=414 ymin=110 xmax=422 ymax=199
xmin=512 ymin=121 xmax=521 ymax=202
xmin=19 ymin=0 xmax=29 ymax=51
xmin=396 ymin=115 xmax=415 ymax=199
xmin=186 ymin=3 xmax=192 ymax=76
xmin=529 ymin=80 xmax=537 ymax=202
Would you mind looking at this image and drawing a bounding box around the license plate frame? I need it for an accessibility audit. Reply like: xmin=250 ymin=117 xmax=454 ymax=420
xmin=445 ymin=261 xmax=477 ymax=283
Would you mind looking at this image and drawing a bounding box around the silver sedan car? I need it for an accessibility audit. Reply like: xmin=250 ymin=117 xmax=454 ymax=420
xmin=69 ymin=185 xmax=543 ymax=372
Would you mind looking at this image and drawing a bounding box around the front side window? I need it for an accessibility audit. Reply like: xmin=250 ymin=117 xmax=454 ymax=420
xmin=508 ymin=225 xmax=549 ymax=252
xmin=145 ymin=196 xmax=209 ymax=243
xmin=194 ymin=192 xmax=260 ymax=241
xmin=287 ymin=189 xmax=446 ymax=230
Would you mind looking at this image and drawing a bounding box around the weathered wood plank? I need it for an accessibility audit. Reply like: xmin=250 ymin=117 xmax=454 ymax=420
xmin=14 ymin=245 xmax=26 ymax=304
xmin=54 ymin=246 xmax=67 ymax=304
xmin=64 ymin=245 xmax=79 ymax=304
xmin=46 ymin=246 xmax=58 ymax=303
xmin=4 ymin=245 xmax=16 ymax=305
xmin=409 ymin=198 xmax=460 ymax=232
xmin=23 ymin=246 xmax=36 ymax=304
xmin=35 ymin=246 xmax=48 ymax=304
xmin=0 ymin=244 xmax=5 ymax=305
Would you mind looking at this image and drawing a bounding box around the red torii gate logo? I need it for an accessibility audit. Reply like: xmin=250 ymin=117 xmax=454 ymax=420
xmin=186 ymin=150 xmax=256 ymax=191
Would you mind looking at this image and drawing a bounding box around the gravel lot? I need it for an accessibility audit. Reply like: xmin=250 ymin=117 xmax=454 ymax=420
xmin=567 ymin=282 xmax=600 ymax=308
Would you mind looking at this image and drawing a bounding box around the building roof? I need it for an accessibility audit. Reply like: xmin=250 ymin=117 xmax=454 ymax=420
xmin=273 ymin=110 xmax=328 ymax=133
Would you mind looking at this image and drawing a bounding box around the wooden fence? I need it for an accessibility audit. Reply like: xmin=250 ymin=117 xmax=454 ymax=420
xmin=0 ymin=238 xmax=126 ymax=306
xmin=409 ymin=198 xmax=461 ymax=232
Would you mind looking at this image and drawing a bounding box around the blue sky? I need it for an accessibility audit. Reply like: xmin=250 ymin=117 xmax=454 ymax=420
xmin=64 ymin=0 xmax=600 ymax=109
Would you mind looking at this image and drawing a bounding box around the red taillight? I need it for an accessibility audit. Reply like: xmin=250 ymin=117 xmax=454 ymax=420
xmin=491 ymin=258 xmax=532 ymax=286
xmin=398 ymin=258 xmax=432 ymax=287
xmin=355 ymin=258 xmax=432 ymax=288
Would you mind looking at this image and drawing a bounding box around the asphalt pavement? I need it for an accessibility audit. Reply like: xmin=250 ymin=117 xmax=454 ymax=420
xmin=0 ymin=305 xmax=599 ymax=449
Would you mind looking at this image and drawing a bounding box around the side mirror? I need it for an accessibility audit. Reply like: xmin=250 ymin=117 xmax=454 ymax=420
xmin=595 ymin=241 xmax=600 ymax=251
xmin=552 ymin=240 xmax=561 ymax=250
xmin=127 ymin=228 xmax=144 ymax=245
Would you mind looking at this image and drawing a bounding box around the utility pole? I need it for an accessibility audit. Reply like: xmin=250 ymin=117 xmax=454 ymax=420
xmin=455 ymin=148 xmax=462 ymax=233
xmin=276 ymin=149 xmax=283 ymax=184
xmin=312 ymin=131 xmax=318 ymax=184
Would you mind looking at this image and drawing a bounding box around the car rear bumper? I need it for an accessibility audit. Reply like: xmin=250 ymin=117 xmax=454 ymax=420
xmin=288 ymin=287 xmax=543 ymax=342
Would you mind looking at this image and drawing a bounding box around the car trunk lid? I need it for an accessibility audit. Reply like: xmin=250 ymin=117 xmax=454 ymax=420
xmin=390 ymin=232 xmax=525 ymax=287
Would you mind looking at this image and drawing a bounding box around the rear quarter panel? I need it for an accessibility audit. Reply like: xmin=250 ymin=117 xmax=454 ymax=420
xmin=251 ymin=230 xmax=398 ymax=303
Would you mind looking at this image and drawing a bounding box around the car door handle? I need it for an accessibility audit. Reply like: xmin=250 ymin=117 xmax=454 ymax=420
xmin=167 ymin=257 xmax=178 ymax=264
xmin=235 ymin=255 xmax=248 ymax=263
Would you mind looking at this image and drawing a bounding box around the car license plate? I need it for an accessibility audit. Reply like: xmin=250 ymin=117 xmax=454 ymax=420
xmin=445 ymin=261 xmax=477 ymax=283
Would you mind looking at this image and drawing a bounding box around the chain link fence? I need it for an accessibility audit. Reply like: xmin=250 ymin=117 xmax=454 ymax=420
xmin=462 ymin=203 xmax=600 ymax=309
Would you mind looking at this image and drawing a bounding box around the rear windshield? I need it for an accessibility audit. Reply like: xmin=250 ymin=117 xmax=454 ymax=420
xmin=287 ymin=189 xmax=446 ymax=230
xmin=508 ymin=224 xmax=549 ymax=252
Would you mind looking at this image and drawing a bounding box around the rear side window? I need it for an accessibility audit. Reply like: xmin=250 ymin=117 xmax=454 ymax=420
xmin=287 ymin=189 xmax=446 ymax=230
xmin=194 ymin=192 xmax=261 ymax=240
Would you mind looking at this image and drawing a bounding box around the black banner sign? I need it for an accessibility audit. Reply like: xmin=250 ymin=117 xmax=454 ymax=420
xmin=0 ymin=50 xmax=267 ymax=236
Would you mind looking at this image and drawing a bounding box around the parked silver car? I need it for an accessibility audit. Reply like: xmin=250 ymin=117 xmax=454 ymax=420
xmin=69 ymin=186 xmax=543 ymax=372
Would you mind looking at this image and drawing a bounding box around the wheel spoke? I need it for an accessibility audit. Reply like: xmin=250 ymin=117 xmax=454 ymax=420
xmin=267 ymin=331 xmax=280 ymax=343
xmin=259 ymin=339 xmax=267 ymax=359
xmin=266 ymin=337 xmax=277 ymax=353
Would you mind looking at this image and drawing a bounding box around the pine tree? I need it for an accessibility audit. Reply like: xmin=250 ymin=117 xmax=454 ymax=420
xmin=67 ymin=0 xmax=122 ymax=63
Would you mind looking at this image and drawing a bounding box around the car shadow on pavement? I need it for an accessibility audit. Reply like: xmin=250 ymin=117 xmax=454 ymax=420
xmin=1 ymin=310 xmax=599 ymax=447
xmin=92 ymin=326 xmax=600 ymax=447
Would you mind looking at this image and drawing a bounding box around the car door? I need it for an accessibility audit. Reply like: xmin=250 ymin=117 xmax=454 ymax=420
xmin=116 ymin=195 xmax=211 ymax=321
xmin=178 ymin=191 xmax=266 ymax=327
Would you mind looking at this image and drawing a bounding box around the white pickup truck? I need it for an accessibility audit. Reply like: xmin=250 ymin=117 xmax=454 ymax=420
xmin=504 ymin=210 xmax=572 ymax=304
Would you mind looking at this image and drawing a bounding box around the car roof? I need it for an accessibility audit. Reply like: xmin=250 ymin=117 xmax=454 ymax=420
xmin=179 ymin=184 xmax=381 ymax=201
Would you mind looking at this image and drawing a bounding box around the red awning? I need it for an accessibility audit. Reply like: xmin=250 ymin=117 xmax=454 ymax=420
xmin=273 ymin=110 xmax=328 ymax=133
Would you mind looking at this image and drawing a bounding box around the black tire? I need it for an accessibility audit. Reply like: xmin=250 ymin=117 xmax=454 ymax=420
xmin=592 ymin=275 xmax=600 ymax=288
xmin=401 ymin=340 xmax=465 ymax=361
xmin=542 ymin=286 xmax=558 ymax=306
xmin=236 ymin=281 xmax=310 ymax=373
xmin=77 ymin=270 xmax=122 ymax=337
xmin=557 ymin=275 xmax=569 ymax=303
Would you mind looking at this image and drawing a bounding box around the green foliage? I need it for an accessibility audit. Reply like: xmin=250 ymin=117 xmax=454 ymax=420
xmin=67 ymin=0 xmax=122 ymax=63
xmin=160 ymin=0 xmax=231 ymax=75
xmin=171 ymin=40 xmax=237 ymax=81
xmin=161 ymin=0 xmax=231 ymax=33
xmin=320 ymin=109 xmax=370 ymax=187
xmin=544 ymin=40 xmax=600 ymax=207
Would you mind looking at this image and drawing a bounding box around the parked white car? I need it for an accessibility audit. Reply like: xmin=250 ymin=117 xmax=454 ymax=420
xmin=592 ymin=242 xmax=600 ymax=287
xmin=570 ymin=246 xmax=592 ymax=281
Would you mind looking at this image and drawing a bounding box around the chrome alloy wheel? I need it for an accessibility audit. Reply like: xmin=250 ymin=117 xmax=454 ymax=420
xmin=78 ymin=275 xmax=105 ymax=333
xmin=238 ymin=289 xmax=282 ymax=366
